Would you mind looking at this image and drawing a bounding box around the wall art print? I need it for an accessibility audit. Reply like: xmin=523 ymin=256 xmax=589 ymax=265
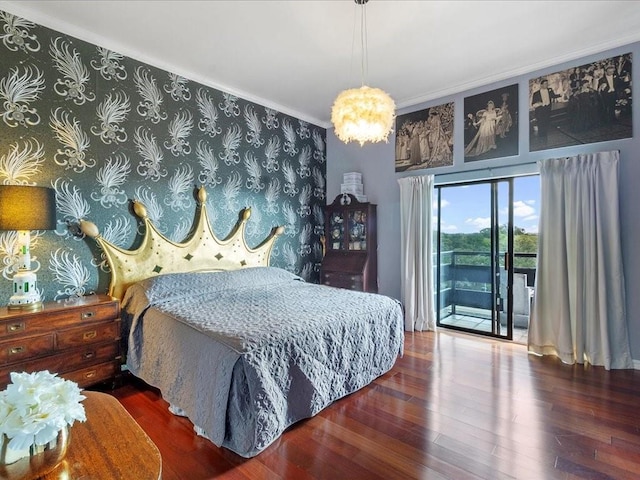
xmin=529 ymin=52 xmax=632 ymax=152
xmin=394 ymin=102 xmax=454 ymax=172
xmin=464 ymin=84 xmax=519 ymax=162
xmin=0 ymin=10 xmax=327 ymax=303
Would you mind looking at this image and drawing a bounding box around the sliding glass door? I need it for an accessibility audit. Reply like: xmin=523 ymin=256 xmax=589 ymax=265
xmin=436 ymin=179 xmax=514 ymax=339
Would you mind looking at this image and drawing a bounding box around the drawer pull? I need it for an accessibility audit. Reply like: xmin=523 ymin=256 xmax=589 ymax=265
xmin=7 ymin=323 xmax=25 ymax=333
xmin=83 ymin=351 xmax=96 ymax=360
xmin=84 ymin=370 xmax=97 ymax=379
xmin=9 ymin=346 xmax=25 ymax=355
xmin=83 ymin=330 xmax=97 ymax=340
xmin=82 ymin=311 xmax=95 ymax=320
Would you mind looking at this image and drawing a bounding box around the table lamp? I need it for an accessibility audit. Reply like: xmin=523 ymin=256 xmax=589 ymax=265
xmin=0 ymin=185 xmax=57 ymax=310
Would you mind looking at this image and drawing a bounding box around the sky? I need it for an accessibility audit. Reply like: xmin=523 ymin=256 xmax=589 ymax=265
xmin=436 ymin=175 xmax=540 ymax=234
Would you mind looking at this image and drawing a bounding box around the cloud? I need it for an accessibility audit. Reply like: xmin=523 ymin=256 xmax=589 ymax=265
xmin=432 ymin=199 xmax=450 ymax=211
xmin=513 ymin=200 xmax=536 ymax=218
xmin=465 ymin=216 xmax=491 ymax=229
xmin=524 ymin=214 xmax=538 ymax=222
xmin=441 ymin=223 xmax=458 ymax=232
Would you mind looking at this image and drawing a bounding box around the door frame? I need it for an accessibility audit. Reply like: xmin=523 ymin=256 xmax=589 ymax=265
xmin=435 ymin=177 xmax=514 ymax=340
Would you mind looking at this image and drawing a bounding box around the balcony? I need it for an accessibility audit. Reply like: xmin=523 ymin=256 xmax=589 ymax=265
xmin=438 ymin=251 xmax=536 ymax=342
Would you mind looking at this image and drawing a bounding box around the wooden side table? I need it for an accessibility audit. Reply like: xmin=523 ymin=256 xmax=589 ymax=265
xmin=44 ymin=391 xmax=162 ymax=479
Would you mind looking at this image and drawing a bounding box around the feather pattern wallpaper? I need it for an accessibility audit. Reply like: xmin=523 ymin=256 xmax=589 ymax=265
xmin=0 ymin=10 xmax=326 ymax=301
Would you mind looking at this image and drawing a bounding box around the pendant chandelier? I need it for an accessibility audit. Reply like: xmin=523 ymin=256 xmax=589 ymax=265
xmin=331 ymin=0 xmax=395 ymax=146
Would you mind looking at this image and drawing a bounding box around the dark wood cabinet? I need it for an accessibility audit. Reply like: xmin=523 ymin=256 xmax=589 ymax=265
xmin=0 ymin=294 xmax=121 ymax=389
xmin=322 ymin=194 xmax=377 ymax=292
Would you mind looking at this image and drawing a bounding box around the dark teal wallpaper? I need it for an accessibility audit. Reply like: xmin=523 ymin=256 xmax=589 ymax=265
xmin=0 ymin=10 xmax=326 ymax=301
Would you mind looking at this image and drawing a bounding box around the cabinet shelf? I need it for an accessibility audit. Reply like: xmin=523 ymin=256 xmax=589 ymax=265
xmin=322 ymin=194 xmax=377 ymax=292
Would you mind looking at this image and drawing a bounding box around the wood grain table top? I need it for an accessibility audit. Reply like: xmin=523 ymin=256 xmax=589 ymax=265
xmin=44 ymin=390 xmax=162 ymax=479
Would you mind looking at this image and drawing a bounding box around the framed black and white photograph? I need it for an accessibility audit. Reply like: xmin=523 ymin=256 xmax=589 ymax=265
xmin=395 ymin=102 xmax=454 ymax=172
xmin=464 ymin=84 xmax=519 ymax=162
xmin=529 ymin=53 xmax=632 ymax=152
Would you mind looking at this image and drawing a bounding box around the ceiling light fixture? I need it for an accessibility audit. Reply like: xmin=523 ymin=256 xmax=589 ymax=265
xmin=331 ymin=0 xmax=395 ymax=146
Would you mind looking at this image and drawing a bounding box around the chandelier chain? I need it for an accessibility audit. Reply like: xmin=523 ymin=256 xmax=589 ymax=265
xmin=360 ymin=1 xmax=368 ymax=87
xmin=331 ymin=0 xmax=395 ymax=146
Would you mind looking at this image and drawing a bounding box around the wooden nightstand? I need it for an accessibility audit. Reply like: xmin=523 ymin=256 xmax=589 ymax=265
xmin=0 ymin=294 xmax=121 ymax=389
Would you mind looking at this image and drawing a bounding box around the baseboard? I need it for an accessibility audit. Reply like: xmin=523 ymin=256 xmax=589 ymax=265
xmin=633 ymin=359 xmax=640 ymax=370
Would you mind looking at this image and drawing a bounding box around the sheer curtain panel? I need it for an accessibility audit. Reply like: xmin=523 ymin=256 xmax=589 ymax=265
xmin=529 ymin=150 xmax=633 ymax=369
xmin=398 ymin=175 xmax=435 ymax=331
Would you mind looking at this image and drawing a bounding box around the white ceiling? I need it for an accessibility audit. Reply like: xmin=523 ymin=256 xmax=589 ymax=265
xmin=2 ymin=1 xmax=640 ymax=128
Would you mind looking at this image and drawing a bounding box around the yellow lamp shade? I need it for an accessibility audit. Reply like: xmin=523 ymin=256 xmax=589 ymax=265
xmin=0 ymin=185 xmax=57 ymax=231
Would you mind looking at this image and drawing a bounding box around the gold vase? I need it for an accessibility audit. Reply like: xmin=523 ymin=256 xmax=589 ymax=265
xmin=0 ymin=426 xmax=69 ymax=479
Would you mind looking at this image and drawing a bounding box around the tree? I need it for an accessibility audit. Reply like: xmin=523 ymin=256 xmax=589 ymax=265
xmin=440 ymin=226 xmax=538 ymax=267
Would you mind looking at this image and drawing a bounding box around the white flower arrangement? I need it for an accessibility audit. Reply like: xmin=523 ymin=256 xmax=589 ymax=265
xmin=0 ymin=371 xmax=86 ymax=453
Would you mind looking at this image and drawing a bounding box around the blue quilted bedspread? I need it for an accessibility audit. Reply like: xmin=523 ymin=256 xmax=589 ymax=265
xmin=122 ymin=267 xmax=404 ymax=457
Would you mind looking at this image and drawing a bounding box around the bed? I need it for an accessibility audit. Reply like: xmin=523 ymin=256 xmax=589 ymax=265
xmin=80 ymin=187 xmax=404 ymax=457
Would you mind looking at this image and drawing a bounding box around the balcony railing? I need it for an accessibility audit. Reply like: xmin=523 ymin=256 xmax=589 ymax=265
xmin=439 ymin=250 xmax=536 ymax=316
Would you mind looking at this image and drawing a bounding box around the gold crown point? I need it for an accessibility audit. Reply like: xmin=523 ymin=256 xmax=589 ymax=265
xmin=133 ymin=201 xmax=148 ymax=219
xmin=197 ymin=187 xmax=207 ymax=204
xmin=79 ymin=220 xmax=100 ymax=238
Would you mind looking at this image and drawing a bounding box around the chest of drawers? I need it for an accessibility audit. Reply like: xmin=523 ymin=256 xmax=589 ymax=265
xmin=0 ymin=294 xmax=121 ymax=389
xmin=321 ymin=270 xmax=364 ymax=290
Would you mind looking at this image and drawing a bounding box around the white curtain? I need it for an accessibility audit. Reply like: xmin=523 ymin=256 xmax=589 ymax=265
xmin=398 ymin=175 xmax=435 ymax=331
xmin=529 ymin=150 xmax=633 ymax=369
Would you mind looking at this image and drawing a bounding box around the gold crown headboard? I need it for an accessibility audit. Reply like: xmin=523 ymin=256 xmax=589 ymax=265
xmin=80 ymin=187 xmax=284 ymax=300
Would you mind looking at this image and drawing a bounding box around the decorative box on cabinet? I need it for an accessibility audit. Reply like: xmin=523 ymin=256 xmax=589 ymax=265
xmin=0 ymin=294 xmax=121 ymax=389
xmin=322 ymin=193 xmax=377 ymax=292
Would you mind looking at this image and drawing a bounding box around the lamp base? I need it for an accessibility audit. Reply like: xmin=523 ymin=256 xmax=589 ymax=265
xmin=8 ymin=301 xmax=43 ymax=311
xmin=9 ymin=270 xmax=42 ymax=311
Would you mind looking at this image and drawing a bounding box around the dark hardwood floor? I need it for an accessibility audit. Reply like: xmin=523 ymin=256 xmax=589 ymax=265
xmin=101 ymin=331 xmax=640 ymax=479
